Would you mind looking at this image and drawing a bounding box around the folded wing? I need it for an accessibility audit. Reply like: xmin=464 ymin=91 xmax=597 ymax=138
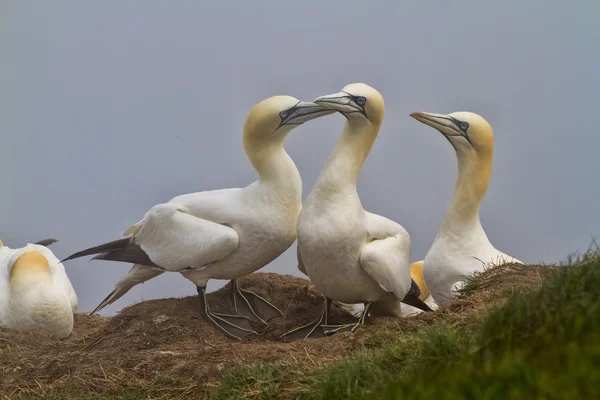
xmin=62 ymin=203 xmax=240 ymax=272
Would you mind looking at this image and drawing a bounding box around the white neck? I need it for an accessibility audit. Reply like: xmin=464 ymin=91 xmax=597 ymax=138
xmin=311 ymin=119 xmax=378 ymax=201
xmin=439 ymin=149 xmax=492 ymax=239
xmin=244 ymin=136 xmax=302 ymax=197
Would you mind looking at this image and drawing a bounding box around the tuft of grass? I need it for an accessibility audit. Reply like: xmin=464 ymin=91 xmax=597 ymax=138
xmin=206 ymin=363 xmax=305 ymax=400
xmin=458 ymin=270 xmax=483 ymax=294
xmin=559 ymin=237 xmax=599 ymax=266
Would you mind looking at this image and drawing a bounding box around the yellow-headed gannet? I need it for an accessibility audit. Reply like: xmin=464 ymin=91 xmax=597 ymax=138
xmin=62 ymin=97 xmax=334 ymax=340
xmin=282 ymin=84 xmax=430 ymax=340
xmin=410 ymin=111 xmax=522 ymax=304
xmin=0 ymin=239 xmax=78 ymax=339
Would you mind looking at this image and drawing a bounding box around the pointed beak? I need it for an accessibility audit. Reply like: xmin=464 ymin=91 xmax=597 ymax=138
xmin=279 ymin=101 xmax=335 ymax=128
xmin=410 ymin=111 xmax=472 ymax=146
xmin=314 ymin=91 xmax=363 ymax=115
xmin=34 ymin=238 xmax=58 ymax=247
xmin=410 ymin=111 xmax=455 ymax=131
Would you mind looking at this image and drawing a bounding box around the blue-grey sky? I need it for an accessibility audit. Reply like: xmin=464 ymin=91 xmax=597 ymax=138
xmin=1 ymin=1 xmax=599 ymax=315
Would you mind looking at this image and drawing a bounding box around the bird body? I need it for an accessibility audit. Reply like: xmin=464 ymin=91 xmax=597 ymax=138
xmin=299 ymin=202 xmax=411 ymax=310
xmin=0 ymin=241 xmax=77 ymax=339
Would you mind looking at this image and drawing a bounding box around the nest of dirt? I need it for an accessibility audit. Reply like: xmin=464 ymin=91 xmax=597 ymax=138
xmin=0 ymin=265 xmax=547 ymax=399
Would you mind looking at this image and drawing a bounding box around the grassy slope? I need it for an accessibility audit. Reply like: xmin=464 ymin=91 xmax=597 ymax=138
xmin=209 ymin=250 xmax=600 ymax=400
xmin=14 ymin=247 xmax=599 ymax=399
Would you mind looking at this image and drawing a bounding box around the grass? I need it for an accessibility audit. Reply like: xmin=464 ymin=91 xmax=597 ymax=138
xmin=383 ymin=249 xmax=600 ymax=399
xmin=205 ymin=363 xmax=302 ymax=400
xmin=208 ymin=246 xmax=600 ymax=400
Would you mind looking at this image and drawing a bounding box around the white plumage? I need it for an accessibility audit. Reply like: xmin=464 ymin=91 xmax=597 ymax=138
xmin=283 ymin=83 xmax=430 ymax=340
xmin=63 ymin=96 xmax=334 ymax=339
xmin=410 ymin=111 xmax=522 ymax=304
xmin=0 ymin=241 xmax=77 ymax=339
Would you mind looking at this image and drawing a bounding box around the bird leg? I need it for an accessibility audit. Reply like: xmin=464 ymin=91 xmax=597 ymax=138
xmin=322 ymin=302 xmax=372 ymax=335
xmin=197 ymin=285 xmax=257 ymax=340
xmin=280 ymin=296 xmax=332 ymax=341
xmin=218 ymin=279 xmax=282 ymax=325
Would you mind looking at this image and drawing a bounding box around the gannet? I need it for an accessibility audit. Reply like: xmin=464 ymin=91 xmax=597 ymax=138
xmin=282 ymin=84 xmax=430 ymax=340
xmin=0 ymin=238 xmax=78 ymax=339
xmin=61 ymin=96 xmax=334 ymax=340
xmin=410 ymin=111 xmax=522 ymax=304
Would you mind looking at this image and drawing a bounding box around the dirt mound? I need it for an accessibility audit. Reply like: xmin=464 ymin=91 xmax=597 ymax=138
xmin=0 ymin=266 xmax=547 ymax=399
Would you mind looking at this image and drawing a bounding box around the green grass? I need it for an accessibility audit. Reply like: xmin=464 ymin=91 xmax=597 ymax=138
xmin=303 ymin=325 xmax=475 ymax=400
xmin=382 ymin=251 xmax=600 ymax=399
xmin=205 ymin=363 xmax=301 ymax=400
xmin=208 ymin=247 xmax=600 ymax=400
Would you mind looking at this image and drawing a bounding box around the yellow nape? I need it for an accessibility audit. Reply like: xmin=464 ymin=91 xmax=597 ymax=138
xmin=10 ymin=251 xmax=50 ymax=280
xmin=409 ymin=261 xmax=430 ymax=301
xmin=0 ymin=239 xmax=3 ymax=247
xmin=123 ymin=223 xmax=141 ymax=237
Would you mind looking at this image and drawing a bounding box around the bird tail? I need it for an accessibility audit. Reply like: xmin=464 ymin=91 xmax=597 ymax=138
xmin=61 ymin=238 xmax=161 ymax=270
xmin=61 ymin=238 xmax=131 ymax=263
xmin=90 ymin=287 xmax=126 ymax=315
xmin=90 ymin=264 xmax=164 ymax=314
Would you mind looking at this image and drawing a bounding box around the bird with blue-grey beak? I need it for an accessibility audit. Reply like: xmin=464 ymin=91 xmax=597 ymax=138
xmin=282 ymin=83 xmax=431 ymax=341
xmin=61 ymin=96 xmax=335 ymax=340
xmin=409 ymin=110 xmax=522 ymax=304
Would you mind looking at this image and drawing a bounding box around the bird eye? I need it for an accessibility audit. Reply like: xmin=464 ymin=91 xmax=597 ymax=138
xmin=355 ymin=96 xmax=367 ymax=106
xmin=279 ymin=110 xmax=289 ymax=119
xmin=459 ymin=121 xmax=469 ymax=131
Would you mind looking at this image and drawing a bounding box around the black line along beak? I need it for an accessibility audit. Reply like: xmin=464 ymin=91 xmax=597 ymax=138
xmin=314 ymin=91 xmax=367 ymax=117
xmin=410 ymin=111 xmax=473 ymax=146
xmin=278 ymin=101 xmax=336 ymax=129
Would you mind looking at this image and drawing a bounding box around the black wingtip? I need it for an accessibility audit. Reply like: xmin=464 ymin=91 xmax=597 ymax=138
xmin=34 ymin=238 xmax=58 ymax=247
xmin=60 ymin=238 xmax=131 ymax=264
xmin=401 ymin=293 xmax=432 ymax=312
xmin=409 ymin=278 xmax=422 ymax=298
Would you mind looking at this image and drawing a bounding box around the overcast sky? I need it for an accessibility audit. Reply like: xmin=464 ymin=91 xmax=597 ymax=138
xmin=1 ymin=1 xmax=598 ymax=315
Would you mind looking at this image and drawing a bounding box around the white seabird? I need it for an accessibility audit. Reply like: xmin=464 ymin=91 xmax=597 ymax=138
xmin=410 ymin=111 xmax=522 ymax=304
xmin=282 ymin=83 xmax=431 ymax=340
xmin=62 ymin=96 xmax=334 ymax=340
xmin=0 ymin=239 xmax=78 ymax=339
